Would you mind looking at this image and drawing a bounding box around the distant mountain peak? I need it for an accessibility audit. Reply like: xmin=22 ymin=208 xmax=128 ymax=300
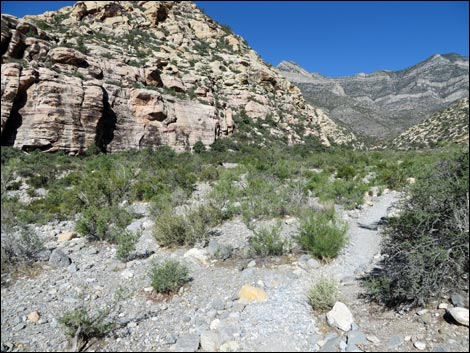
xmin=277 ymin=61 xmax=310 ymax=76
xmin=278 ymin=54 xmax=469 ymax=139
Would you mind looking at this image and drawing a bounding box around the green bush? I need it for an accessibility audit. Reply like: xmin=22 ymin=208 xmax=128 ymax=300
xmin=297 ymin=209 xmax=348 ymax=260
xmin=76 ymin=206 xmax=133 ymax=241
xmin=149 ymin=260 xmax=190 ymax=294
xmin=308 ymin=277 xmax=338 ymax=311
xmin=153 ymin=204 xmax=223 ymax=247
xmin=193 ymin=140 xmax=206 ymax=154
xmin=364 ymin=151 xmax=469 ymax=308
xmin=249 ymin=223 xmax=289 ymax=256
xmin=116 ymin=230 xmax=139 ymax=261
xmin=153 ymin=210 xmax=191 ymax=246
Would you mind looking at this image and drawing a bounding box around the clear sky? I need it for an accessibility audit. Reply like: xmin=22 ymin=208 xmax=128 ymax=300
xmin=2 ymin=1 xmax=468 ymax=77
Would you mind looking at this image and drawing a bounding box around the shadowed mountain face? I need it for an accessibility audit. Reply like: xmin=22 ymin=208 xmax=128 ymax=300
xmin=278 ymin=54 xmax=469 ymax=138
xmin=1 ymin=1 xmax=359 ymax=154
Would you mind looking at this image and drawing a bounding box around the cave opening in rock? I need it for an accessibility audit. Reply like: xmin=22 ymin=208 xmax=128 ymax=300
xmin=94 ymin=88 xmax=117 ymax=153
xmin=1 ymin=90 xmax=27 ymax=147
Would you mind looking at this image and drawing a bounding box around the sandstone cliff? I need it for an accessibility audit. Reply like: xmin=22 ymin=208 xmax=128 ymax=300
xmin=278 ymin=54 xmax=469 ymax=138
xmin=1 ymin=1 xmax=358 ymax=154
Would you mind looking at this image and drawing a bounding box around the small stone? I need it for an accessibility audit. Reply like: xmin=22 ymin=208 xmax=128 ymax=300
xmin=247 ymin=260 xmax=256 ymax=268
xmin=347 ymin=330 xmax=368 ymax=346
xmin=414 ymin=341 xmax=426 ymax=350
xmin=184 ymin=248 xmax=209 ymax=265
xmin=174 ymin=333 xmax=200 ymax=352
xmin=27 ymin=311 xmax=40 ymax=323
xmin=143 ymin=287 xmax=153 ymax=292
xmin=165 ymin=334 xmax=177 ymax=344
xmin=88 ymin=248 xmax=99 ymax=255
xmin=48 ymin=249 xmax=71 ymax=268
xmin=121 ymin=269 xmax=134 ymax=279
xmin=366 ymin=335 xmax=380 ymax=344
xmin=438 ymin=303 xmax=449 ymax=309
xmin=210 ymin=319 xmax=221 ymax=330
xmin=417 ymin=309 xmax=429 ymax=316
xmin=127 ymin=321 xmax=137 ymax=328
xmin=447 ymin=307 xmax=469 ymax=326
xmin=67 ymin=263 xmax=78 ymax=273
xmin=212 ymin=298 xmax=225 ymax=311
xmin=405 ymin=335 xmax=412 ymax=341
xmin=326 ymin=302 xmax=354 ymax=332
xmin=57 ymin=232 xmax=77 ymax=242
xmin=239 ymin=285 xmax=268 ymax=302
xmin=13 ymin=322 xmax=26 ymax=331
xmin=450 ymin=293 xmax=466 ymax=308
xmin=200 ymin=330 xmax=221 ymax=351
xmin=387 ymin=336 xmax=404 ymax=349
xmin=220 ymin=341 xmax=240 ymax=352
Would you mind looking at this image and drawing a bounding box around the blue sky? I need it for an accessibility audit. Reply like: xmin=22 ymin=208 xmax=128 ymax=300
xmin=2 ymin=1 xmax=468 ymax=77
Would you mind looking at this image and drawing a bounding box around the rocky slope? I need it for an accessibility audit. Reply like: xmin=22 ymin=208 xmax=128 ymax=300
xmin=277 ymin=54 xmax=469 ymax=138
xmin=388 ymin=98 xmax=469 ymax=149
xmin=1 ymin=1 xmax=358 ymax=154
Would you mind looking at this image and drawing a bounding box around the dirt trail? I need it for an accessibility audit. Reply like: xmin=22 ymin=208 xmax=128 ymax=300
xmin=327 ymin=191 xmax=400 ymax=281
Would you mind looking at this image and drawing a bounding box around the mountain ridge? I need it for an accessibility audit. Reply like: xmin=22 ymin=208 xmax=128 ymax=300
xmin=277 ymin=54 xmax=469 ymax=138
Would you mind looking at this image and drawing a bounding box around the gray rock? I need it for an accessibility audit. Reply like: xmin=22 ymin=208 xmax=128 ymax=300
xmin=67 ymin=263 xmax=78 ymax=273
xmin=126 ymin=219 xmax=143 ymax=233
xmin=13 ymin=322 xmax=26 ymax=331
xmin=432 ymin=346 xmax=450 ymax=352
xmin=450 ymin=292 xmax=466 ymax=308
xmin=320 ymin=336 xmax=343 ymax=352
xmin=200 ymin=330 xmax=221 ymax=351
xmin=212 ymin=298 xmax=226 ymax=311
xmin=347 ymin=330 xmax=368 ymax=346
xmin=165 ymin=334 xmax=177 ymax=345
xmin=34 ymin=249 xmax=52 ymax=261
xmin=48 ymin=249 xmax=71 ymax=268
xmin=387 ymin=336 xmax=404 ymax=349
xmin=174 ymin=334 xmax=200 ymax=352
xmin=447 ymin=307 xmax=469 ymax=326
xmin=208 ymin=239 xmax=232 ymax=260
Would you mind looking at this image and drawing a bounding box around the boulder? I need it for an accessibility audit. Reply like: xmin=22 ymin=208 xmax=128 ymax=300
xmin=326 ymin=302 xmax=354 ymax=332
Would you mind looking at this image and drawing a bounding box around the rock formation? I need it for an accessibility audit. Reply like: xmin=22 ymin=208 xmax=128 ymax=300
xmin=1 ymin=1 xmax=358 ymax=154
xmin=278 ymin=54 xmax=469 ymax=138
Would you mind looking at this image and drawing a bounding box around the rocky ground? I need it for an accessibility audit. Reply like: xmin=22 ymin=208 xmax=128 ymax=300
xmin=1 ymin=188 xmax=469 ymax=352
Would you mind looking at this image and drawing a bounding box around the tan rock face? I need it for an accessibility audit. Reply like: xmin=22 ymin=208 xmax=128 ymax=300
xmin=1 ymin=2 xmax=358 ymax=153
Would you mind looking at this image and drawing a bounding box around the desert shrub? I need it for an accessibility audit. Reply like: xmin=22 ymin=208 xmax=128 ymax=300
xmin=199 ymin=165 xmax=220 ymax=182
xmin=1 ymin=226 xmax=44 ymax=271
xmin=59 ymin=289 xmax=126 ymax=351
xmin=308 ymin=277 xmax=338 ymax=311
xmin=297 ymin=209 xmax=348 ymax=260
xmin=153 ymin=210 xmax=191 ymax=246
xmin=249 ymin=223 xmax=289 ymax=256
xmin=364 ymin=151 xmax=469 ymax=308
xmin=76 ymin=206 xmax=133 ymax=241
xmin=115 ymin=229 xmax=139 ymax=261
xmin=154 ymin=204 xmax=223 ymax=247
xmin=149 ymin=260 xmax=190 ymax=294
xmin=193 ymin=140 xmax=206 ymax=154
